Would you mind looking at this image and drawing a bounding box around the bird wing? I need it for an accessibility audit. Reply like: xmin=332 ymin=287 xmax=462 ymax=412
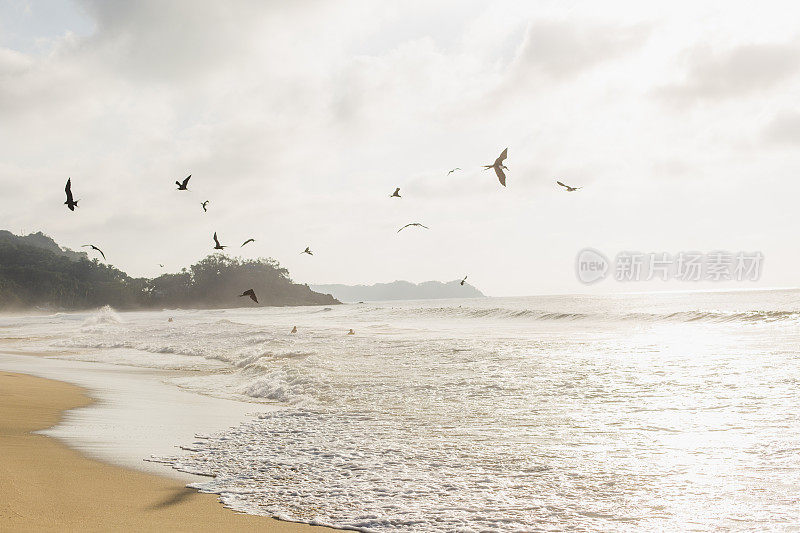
xmin=494 ymin=166 xmax=506 ymax=186
xmin=418 ymin=223 xmax=430 ymax=229
xmin=213 ymin=232 xmax=220 ymax=246
xmin=241 ymin=239 xmax=254 ymax=247
xmin=65 ymin=179 xmax=74 ymax=202
xmin=249 ymin=292 xmax=258 ymax=303
xmin=557 ymin=181 xmax=568 ymax=188
xmin=397 ymin=224 xmax=411 ymax=232
xmin=181 ymin=175 xmax=191 ymax=187
xmin=494 ymin=148 xmax=508 ymax=166
xmin=96 ymin=247 xmax=106 ymax=260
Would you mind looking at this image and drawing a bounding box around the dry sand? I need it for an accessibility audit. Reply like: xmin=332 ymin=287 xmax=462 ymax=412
xmin=0 ymin=371 xmax=338 ymax=532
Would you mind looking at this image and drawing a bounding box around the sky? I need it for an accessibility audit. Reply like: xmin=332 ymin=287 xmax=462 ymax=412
xmin=2 ymin=0 xmax=800 ymax=296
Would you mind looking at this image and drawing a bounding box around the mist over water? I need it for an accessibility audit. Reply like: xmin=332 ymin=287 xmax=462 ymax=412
xmin=2 ymin=290 xmax=800 ymax=531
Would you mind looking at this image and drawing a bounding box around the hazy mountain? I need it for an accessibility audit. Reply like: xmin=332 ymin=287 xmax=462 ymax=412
xmin=0 ymin=231 xmax=338 ymax=310
xmin=310 ymin=280 xmax=484 ymax=302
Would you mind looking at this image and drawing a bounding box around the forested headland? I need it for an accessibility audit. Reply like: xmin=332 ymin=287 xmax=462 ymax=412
xmin=0 ymin=231 xmax=338 ymax=311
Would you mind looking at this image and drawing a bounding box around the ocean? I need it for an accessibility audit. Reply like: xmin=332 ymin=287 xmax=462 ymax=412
xmin=2 ymin=290 xmax=799 ymax=531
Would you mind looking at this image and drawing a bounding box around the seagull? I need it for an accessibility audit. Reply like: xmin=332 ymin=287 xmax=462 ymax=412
xmin=201 ymin=200 xmax=209 ymax=212
xmin=390 ymin=188 xmax=401 ymax=198
xmin=176 ymin=175 xmax=191 ymax=190
xmin=397 ymin=222 xmax=429 ymax=233
xmin=301 ymin=247 xmax=313 ymax=255
xmin=556 ymin=180 xmax=581 ymax=192
xmin=447 ymin=168 xmax=461 ymax=175
xmin=239 ymin=289 xmax=258 ymax=303
xmin=483 ymin=148 xmax=508 ymax=187
xmin=460 ymin=275 xmax=468 ymax=286
xmin=64 ymin=178 xmax=79 ymax=211
xmin=212 ymin=232 xmax=226 ymax=250
xmin=291 ymin=326 xmax=297 ymax=334
xmin=82 ymin=244 xmax=106 ymax=261
xmin=241 ymin=238 xmax=255 ymax=247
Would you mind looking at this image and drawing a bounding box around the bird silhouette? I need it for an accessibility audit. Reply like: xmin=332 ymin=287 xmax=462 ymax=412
xmin=447 ymin=168 xmax=461 ymax=175
xmin=239 ymin=289 xmax=258 ymax=303
xmin=241 ymin=238 xmax=255 ymax=247
xmin=213 ymin=232 xmax=226 ymax=250
xmin=347 ymin=329 xmax=355 ymax=335
xmin=397 ymin=222 xmax=429 ymax=233
xmin=483 ymin=148 xmax=508 ymax=186
xmin=159 ymin=264 xmax=164 ymax=268
xmin=301 ymin=247 xmax=313 ymax=255
xmin=460 ymin=275 xmax=468 ymax=286
xmin=556 ymin=180 xmax=581 ymax=192
xmin=291 ymin=326 xmax=297 ymax=334
xmin=201 ymin=200 xmax=209 ymax=212
xmin=390 ymin=188 xmax=401 ymax=198
xmin=176 ymin=175 xmax=191 ymax=190
xmin=82 ymin=244 xmax=106 ymax=261
xmin=64 ymin=178 xmax=78 ymax=211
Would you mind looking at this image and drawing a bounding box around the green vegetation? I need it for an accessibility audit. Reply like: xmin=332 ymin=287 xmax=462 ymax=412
xmin=0 ymin=232 xmax=338 ymax=311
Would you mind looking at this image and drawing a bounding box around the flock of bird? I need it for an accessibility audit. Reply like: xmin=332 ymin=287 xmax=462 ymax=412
xmin=63 ymin=147 xmax=583 ymax=311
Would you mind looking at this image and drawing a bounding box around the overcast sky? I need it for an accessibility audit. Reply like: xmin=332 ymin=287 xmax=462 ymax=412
xmin=2 ymin=0 xmax=800 ymax=296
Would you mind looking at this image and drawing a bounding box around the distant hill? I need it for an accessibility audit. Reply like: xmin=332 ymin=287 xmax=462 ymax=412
xmin=310 ymin=280 xmax=484 ymax=302
xmin=0 ymin=231 xmax=338 ymax=311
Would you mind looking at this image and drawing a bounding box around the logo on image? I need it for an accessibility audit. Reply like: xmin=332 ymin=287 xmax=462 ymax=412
xmin=575 ymin=248 xmax=610 ymax=284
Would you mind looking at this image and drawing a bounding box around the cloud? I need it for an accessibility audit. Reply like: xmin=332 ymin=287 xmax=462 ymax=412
xmin=656 ymin=42 xmax=800 ymax=105
xmin=762 ymin=110 xmax=800 ymax=145
xmin=509 ymin=20 xmax=650 ymax=82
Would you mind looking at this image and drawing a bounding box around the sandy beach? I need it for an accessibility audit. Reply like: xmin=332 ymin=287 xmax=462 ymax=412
xmin=0 ymin=371 xmax=336 ymax=532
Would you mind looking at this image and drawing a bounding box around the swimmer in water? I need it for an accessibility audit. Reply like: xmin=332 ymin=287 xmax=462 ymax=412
xmin=291 ymin=326 xmax=297 ymax=333
xmin=347 ymin=329 xmax=355 ymax=335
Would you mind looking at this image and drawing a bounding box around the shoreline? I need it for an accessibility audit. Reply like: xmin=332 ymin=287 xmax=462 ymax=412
xmin=0 ymin=370 xmax=338 ymax=531
xmin=0 ymin=351 xmax=264 ymax=482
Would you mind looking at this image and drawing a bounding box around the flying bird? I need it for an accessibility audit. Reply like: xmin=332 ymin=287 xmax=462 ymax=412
xmin=241 ymin=238 xmax=255 ymax=247
xmin=390 ymin=188 xmax=401 ymax=198
xmin=176 ymin=175 xmax=191 ymax=190
xmin=447 ymin=168 xmax=461 ymax=175
xmin=201 ymin=200 xmax=209 ymax=212
xmin=397 ymin=222 xmax=429 ymax=233
xmin=460 ymin=275 xmax=468 ymax=286
xmin=82 ymin=244 xmax=106 ymax=261
xmin=301 ymin=247 xmax=313 ymax=255
xmin=64 ymin=178 xmax=78 ymax=211
xmin=239 ymin=289 xmax=258 ymax=303
xmin=556 ymin=180 xmax=581 ymax=192
xmin=212 ymin=232 xmax=226 ymax=250
xmin=483 ymin=148 xmax=508 ymax=187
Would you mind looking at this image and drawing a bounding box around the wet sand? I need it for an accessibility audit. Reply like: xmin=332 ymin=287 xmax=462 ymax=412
xmin=0 ymin=371 xmax=337 ymax=532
